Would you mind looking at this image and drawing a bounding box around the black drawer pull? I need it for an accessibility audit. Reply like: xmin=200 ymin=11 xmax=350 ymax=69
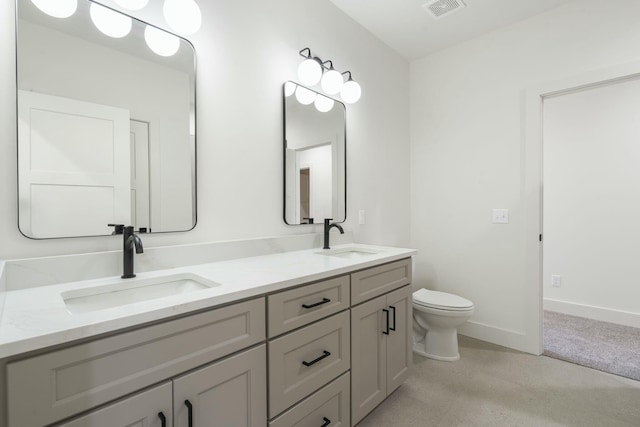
xmin=389 ymin=305 xmax=397 ymax=331
xmin=302 ymin=350 xmax=331 ymax=367
xmin=158 ymin=412 xmax=167 ymax=427
xmin=302 ymin=298 xmax=331 ymax=309
xmin=321 ymin=416 xmax=331 ymax=427
xmin=185 ymin=399 xmax=193 ymax=427
xmin=382 ymin=308 xmax=390 ymax=335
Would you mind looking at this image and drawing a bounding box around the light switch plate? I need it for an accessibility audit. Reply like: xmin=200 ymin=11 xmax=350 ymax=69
xmin=358 ymin=210 xmax=365 ymax=225
xmin=551 ymin=275 xmax=562 ymax=287
xmin=492 ymin=209 xmax=509 ymax=224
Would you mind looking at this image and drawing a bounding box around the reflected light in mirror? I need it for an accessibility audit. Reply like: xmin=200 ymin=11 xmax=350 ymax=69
xmin=314 ymin=95 xmax=334 ymax=113
xmin=163 ymin=0 xmax=202 ymax=36
xmin=90 ymin=3 xmax=132 ymax=38
xmin=31 ymin=0 xmax=77 ymax=18
xmin=295 ymin=85 xmax=316 ymax=105
xmin=284 ymin=81 xmax=296 ymax=97
xmin=144 ymin=26 xmax=180 ymax=56
xmin=298 ymin=58 xmax=322 ymax=86
xmin=340 ymin=79 xmax=361 ymax=104
xmin=321 ymin=69 xmax=343 ymax=95
xmin=114 ymin=0 xmax=149 ymax=11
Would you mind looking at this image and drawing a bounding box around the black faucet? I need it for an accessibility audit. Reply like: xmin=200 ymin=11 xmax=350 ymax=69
xmin=323 ymin=218 xmax=344 ymax=250
xmin=121 ymin=226 xmax=144 ymax=279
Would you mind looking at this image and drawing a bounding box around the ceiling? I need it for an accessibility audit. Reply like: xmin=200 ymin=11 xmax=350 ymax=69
xmin=328 ymin=0 xmax=575 ymax=60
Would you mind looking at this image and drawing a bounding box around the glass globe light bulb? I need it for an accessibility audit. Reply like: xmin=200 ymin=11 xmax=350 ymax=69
xmin=145 ymin=26 xmax=180 ymax=57
xmin=31 ymin=0 xmax=77 ymax=18
xmin=297 ymin=58 xmax=322 ymax=86
xmin=340 ymin=79 xmax=362 ymax=104
xmin=163 ymin=0 xmax=202 ymax=36
xmin=114 ymin=0 xmax=150 ymax=11
xmin=90 ymin=3 xmax=132 ymax=38
xmin=295 ymin=86 xmax=316 ymax=105
xmin=321 ymin=69 xmax=343 ymax=95
xmin=314 ymin=95 xmax=335 ymax=113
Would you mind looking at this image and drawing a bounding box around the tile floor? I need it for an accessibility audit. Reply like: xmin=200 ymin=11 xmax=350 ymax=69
xmin=357 ymin=336 xmax=640 ymax=426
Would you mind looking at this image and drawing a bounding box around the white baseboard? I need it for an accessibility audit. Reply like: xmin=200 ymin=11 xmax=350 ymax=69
xmin=543 ymin=298 xmax=640 ymax=328
xmin=458 ymin=320 xmax=540 ymax=355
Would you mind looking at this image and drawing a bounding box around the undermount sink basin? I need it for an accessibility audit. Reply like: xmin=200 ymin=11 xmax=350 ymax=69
xmin=316 ymin=247 xmax=382 ymax=259
xmin=62 ymin=273 xmax=220 ymax=314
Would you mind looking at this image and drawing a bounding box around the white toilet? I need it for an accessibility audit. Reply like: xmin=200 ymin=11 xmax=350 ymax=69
xmin=412 ymin=288 xmax=474 ymax=361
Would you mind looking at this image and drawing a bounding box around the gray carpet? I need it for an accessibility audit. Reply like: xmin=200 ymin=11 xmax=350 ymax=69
xmin=544 ymin=310 xmax=640 ymax=381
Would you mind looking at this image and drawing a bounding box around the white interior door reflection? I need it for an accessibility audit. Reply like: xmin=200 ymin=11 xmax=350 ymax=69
xmin=294 ymin=143 xmax=333 ymax=224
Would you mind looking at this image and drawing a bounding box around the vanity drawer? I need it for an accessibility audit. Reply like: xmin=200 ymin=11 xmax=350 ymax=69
xmin=269 ymin=372 xmax=350 ymax=427
xmin=267 ymin=275 xmax=350 ymax=337
xmin=351 ymin=258 xmax=412 ymax=305
xmin=268 ymin=311 xmax=350 ymax=418
xmin=7 ymin=297 xmax=265 ymax=427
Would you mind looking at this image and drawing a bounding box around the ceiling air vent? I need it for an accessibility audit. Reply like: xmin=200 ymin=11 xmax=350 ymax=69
xmin=423 ymin=0 xmax=467 ymax=20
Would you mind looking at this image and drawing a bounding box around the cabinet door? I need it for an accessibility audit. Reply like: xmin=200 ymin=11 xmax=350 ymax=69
xmin=173 ymin=345 xmax=267 ymax=427
xmin=57 ymin=382 xmax=172 ymax=427
xmin=385 ymin=285 xmax=413 ymax=393
xmin=350 ymin=295 xmax=387 ymax=425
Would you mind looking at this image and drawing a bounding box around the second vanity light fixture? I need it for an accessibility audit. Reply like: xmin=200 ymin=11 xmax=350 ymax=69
xmin=30 ymin=0 xmax=202 ymax=56
xmin=297 ymin=47 xmax=362 ymax=104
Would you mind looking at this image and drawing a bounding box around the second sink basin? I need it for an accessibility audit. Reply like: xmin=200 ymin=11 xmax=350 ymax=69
xmin=62 ymin=273 xmax=220 ymax=314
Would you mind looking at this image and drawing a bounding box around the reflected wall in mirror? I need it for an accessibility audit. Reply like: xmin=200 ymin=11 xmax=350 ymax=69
xmin=284 ymin=81 xmax=346 ymax=225
xmin=16 ymin=0 xmax=196 ymax=239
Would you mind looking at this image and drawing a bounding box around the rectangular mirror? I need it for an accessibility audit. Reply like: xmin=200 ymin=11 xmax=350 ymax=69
xmin=283 ymin=82 xmax=346 ymax=225
xmin=16 ymin=0 xmax=196 ymax=239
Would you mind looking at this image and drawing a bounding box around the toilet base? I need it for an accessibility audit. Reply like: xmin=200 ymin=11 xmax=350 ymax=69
xmin=413 ymin=343 xmax=460 ymax=362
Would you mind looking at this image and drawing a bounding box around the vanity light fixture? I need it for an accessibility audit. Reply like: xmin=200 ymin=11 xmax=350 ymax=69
xmin=340 ymin=71 xmax=361 ymax=104
xmin=284 ymin=81 xmax=297 ymax=97
xmin=297 ymin=47 xmax=362 ymax=104
xmin=144 ymin=25 xmax=180 ymax=56
xmin=297 ymin=48 xmax=323 ymax=86
xmin=320 ymin=60 xmax=343 ymax=95
xmin=90 ymin=2 xmax=132 ymax=38
xmin=163 ymin=0 xmax=202 ymax=36
xmin=30 ymin=0 xmax=78 ymax=18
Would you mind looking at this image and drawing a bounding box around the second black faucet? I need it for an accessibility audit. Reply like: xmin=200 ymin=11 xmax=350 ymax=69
xmin=323 ymin=218 xmax=344 ymax=250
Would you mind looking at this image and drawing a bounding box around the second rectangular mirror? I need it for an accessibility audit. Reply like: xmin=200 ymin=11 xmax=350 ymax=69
xmin=283 ymin=82 xmax=346 ymax=225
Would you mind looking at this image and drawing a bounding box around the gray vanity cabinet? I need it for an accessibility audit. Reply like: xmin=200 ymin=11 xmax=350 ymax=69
xmin=351 ymin=282 xmax=412 ymax=425
xmin=56 ymin=382 xmax=173 ymax=427
xmin=173 ymin=345 xmax=267 ymax=427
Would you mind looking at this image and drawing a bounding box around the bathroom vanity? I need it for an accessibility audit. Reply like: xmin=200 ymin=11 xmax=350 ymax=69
xmin=0 ymin=241 xmax=416 ymax=427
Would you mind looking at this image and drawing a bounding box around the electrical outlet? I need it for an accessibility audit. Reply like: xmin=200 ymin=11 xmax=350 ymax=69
xmin=551 ymin=275 xmax=562 ymax=287
xmin=492 ymin=209 xmax=509 ymax=224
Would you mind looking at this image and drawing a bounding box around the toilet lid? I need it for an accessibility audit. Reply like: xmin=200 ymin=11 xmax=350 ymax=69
xmin=413 ymin=289 xmax=473 ymax=311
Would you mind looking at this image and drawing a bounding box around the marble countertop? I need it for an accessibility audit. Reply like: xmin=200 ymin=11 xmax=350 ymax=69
xmin=0 ymin=243 xmax=416 ymax=359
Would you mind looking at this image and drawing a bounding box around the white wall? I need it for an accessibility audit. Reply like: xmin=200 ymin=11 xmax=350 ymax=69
xmin=0 ymin=0 xmax=410 ymax=260
xmin=410 ymin=0 xmax=640 ymax=352
xmin=543 ymin=78 xmax=640 ymax=327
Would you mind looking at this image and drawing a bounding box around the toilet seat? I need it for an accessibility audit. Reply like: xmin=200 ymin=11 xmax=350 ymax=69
xmin=413 ymin=289 xmax=473 ymax=311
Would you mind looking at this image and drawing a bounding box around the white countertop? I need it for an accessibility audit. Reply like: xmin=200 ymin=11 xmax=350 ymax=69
xmin=0 ymin=243 xmax=416 ymax=359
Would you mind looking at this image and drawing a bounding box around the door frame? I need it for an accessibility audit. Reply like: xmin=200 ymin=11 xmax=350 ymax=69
xmin=524 ymin=60 xmax=640 ymax=354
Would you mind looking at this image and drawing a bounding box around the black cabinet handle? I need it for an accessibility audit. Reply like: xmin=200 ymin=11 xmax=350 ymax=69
xmin=321 ymin=416 xmax=331 ymax=427
xmin=389 ymin=306 xmax=397 ymax=332
xmin=158 ymin=412 xmax=166 ymax=427
xmin=382 ymin=309 xmax=390 ymax=335
xmin=185 ymin=399 xmax=193 ymax=427
xmin=302 ymin=298 xmax=331 ymax=309
xmin=302 ymin=350 xmax=331 ymax=367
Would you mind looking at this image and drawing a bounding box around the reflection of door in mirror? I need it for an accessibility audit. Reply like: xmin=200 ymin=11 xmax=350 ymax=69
xmin=300 ymin=168 xmax=310 ymax=222
xmin=18 ymin=90 xmax=131 ymax=238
